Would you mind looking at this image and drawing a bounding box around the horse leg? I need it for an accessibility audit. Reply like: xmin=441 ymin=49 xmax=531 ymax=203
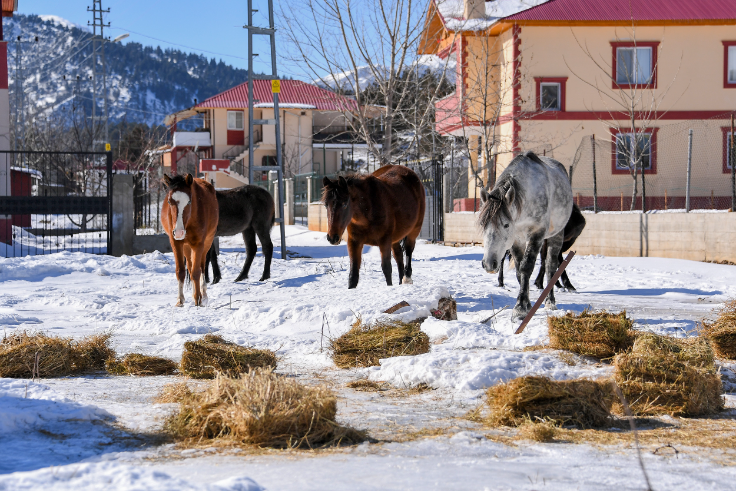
xmin=204 ymin=247 xmax=210 ymax=284
xmin=173 ymin=241 xmax=186 ymax=307
xmin=559 ymin=251 xmax=576 ymax=291
xmin=392 ymin=241 xmax=405 ymax=285
xmin=402 ymin=236 xmax=416 ymax=284
xmin=209 ymin=242 xmax=222 ymax=285
xmin=199 ymin=248 xmax=209 ymax=306
xmin=511 ymin=243 xmax=524 ymax=288
xmin=512 ymin=234 xmax=543 ymax=321
xmin=347 ymin=238 xmax=363 ymax=289
xmin=544 ymin=232 xmax=565 ymax=310
xmin=234 ymin=229 xmax=257 ymax=282
xmin=498 ymin=251 xmax=507 ymax=287
xmin=189 ymin=245 xmax=206 ymax=307
xmin=379 ymin=242 xmax=394 ymax=286
xmin=256 ymin=225 xmax=273 ymax=282
xmin=534 ymin=240 xmax=548 ymax=290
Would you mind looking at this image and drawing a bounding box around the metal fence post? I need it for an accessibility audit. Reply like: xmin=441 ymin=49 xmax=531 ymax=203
xmin=591 ymin=134 xmax=598 ymax=213
xmin=686 ymin=129 xmax=693 ymax=212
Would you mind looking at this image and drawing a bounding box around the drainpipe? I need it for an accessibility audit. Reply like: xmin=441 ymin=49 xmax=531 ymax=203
xmin=323 ymin=143 xmax=326 ymax=176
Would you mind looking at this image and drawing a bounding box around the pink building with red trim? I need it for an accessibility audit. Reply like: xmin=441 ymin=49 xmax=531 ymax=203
xmin=0 ymin=0 xmax=18 ymax=243
xmin=420 ymin=0 xmax=736 ymax=209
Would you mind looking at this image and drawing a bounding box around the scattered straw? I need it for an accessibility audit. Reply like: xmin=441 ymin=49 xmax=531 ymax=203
xmin=330 ymin=318 xmax=429 ymax=369
xmin=164 ymin=368 xmax=365 ymax=448
xmin=106 ymin=353 xmax=178 ymax=376
xmin=702 ymin=299 xmax=736 ymax=359
xmin=346 ymin=379 xmax=385 ymax=391
xmin=614 ymin=332 xmax=723 ymax=417
xmin=548 ymin=310 xmax=636 ymax=358
xmin=180 ymin=334 xmax=277 ymax=379
xmin=485 ymin=376 xmax=615 ymax=428
xmin=0 ymin=331 xmax=114 ymax=378
xmin=518 ymin=417 xmax=558 ymax=443
xmin=155 ymin=382 xmax=194 ymax=403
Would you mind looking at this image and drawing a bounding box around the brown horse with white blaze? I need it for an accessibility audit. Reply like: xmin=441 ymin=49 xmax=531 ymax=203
xmin=323 ymin=165 xmax=425 ymax=289
xmin=161 ymin=174 xmax=219 ymax=306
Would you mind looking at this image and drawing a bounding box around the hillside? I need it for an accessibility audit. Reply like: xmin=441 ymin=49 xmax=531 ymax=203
xmin=5 ymin=14 xmax=257 ymax=127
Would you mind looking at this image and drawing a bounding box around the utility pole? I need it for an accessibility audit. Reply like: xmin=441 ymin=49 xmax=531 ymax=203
xmin=88 ymin=0 xmax=110 ymax=149
xmin=245 ymin=0 xmax=287 ymax=259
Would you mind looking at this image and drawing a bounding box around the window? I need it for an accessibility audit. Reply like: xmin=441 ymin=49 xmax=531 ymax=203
xmin=611 ymin=42 xmax=659 ymax=88
xmin=540 ymin=83 xmax=560 ymax=111
xmin=724 ymin=42 xmax=736 ymax=88
xmin=614 ymin=131 xmax=656 ymax=174
xmin=724 ymin=128 xmax=735 ymax=173
xmin=729 ymin=47 xmax=736 ymax=83
xmin=227 ymin=111 xmax=244 ymax=130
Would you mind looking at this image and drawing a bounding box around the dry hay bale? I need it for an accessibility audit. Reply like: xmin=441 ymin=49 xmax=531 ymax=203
xmin=164 ymin=368 xmax=365 ymax=448
xmin=330 ymin=318 xmax=430 ymax=369
xmin=614 ymin=332 xmax=723 ymax=417
xmin=701 ymin=299 xmax=736 ymax=359
xmin=180 ymin=334 xmax=277 ymax=379
xmin=485 ymin=375 xmax=614 ymax=429
xmin=106 ymin=353 xmax=178 ymax=376
xmin=548 ymin=310 xmax=636 ymax=358
xmin=0 ymin=331 xmax=115 ymax=378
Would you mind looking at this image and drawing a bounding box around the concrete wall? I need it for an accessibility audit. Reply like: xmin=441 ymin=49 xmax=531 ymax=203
xmin=442 ymin=210 xmax=736 ymax=262
xmin=307 ymin=202 xmax=347 ymax=240
xmin=111 ymin=174 xmax=134 ymax=256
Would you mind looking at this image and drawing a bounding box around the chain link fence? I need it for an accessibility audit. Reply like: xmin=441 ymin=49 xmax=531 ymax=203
xmin=570 ymin=113 xmax=736 ymax=212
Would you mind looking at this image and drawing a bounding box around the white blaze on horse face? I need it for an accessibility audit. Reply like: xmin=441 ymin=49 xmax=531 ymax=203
xmin=171 ymin=191 xmax=190 ymax=240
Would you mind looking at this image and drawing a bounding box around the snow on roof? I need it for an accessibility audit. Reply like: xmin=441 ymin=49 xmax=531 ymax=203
xmin=435 ymin=0 xmax=550 ymax=31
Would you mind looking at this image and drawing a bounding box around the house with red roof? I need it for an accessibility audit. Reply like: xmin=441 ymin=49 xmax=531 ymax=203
xmin=163 ymin=79 xmax=365 ymax=189
xmin=420 ymin=0 xmax=736 ymax=209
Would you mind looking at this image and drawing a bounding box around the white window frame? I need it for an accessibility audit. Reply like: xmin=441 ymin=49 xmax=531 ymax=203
xmin=615 ymin=132 xmax=653 ymax=171
xmin=540 ymin=82 xmax=561 ymax=111
xmin=616 ymin=47 xmax=653 ymax=85
xmin=227 ymin=110 xmax=244 ymax=130
xmin=729 ymin=46 xmax=736 ymax=84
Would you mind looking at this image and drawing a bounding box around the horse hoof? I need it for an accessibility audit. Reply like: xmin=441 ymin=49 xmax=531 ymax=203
xmin=259 ymin=274 xmax=270 ymax=282
xmin=212 ymin=277 xmax=221 ymax=285
xmin=401 ymin=276 xmax=413 ymax=285
xmin=175 ymin=301 xmax=184 ymax=307
xmin=545 ymin=301 xmax=558 ymax=311
xmin=234 ymin=275 xmax=247 ymax=283
xmin=512 ymin=306 xmax=529 ymax=321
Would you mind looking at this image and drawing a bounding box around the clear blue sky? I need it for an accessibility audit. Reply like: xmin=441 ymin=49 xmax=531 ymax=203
xmin=17 ymin=0 xmax=299 ymax=77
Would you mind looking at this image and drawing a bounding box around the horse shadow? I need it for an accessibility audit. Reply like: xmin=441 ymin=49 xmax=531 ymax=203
xmin=427 ymin=253 xmax=484 ymax=262
xmin=586 ymin=287 xmax=722 ymax=297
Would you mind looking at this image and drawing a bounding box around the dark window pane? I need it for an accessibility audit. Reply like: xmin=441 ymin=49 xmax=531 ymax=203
xmin=616 ymin=134 xmax=631 ymax=169
xmin=540 ymin=84 xmax=559 ymax=110
xmin=617 ymin=48 xmax=634 ymax=84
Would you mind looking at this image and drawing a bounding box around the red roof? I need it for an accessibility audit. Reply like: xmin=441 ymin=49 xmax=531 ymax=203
xmin=505 ymin=0 xmax=736 ymax=22
xmin=195 ymin=79 xmax=358 ymax=112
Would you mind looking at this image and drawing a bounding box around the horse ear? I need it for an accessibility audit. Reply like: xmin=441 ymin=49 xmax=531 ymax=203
xmin=162 ymin=174 xmax=171 ymax=187
xmin=185 ymin=174 xmax=193 ymax=186
xmin=504 ymin=186 xmax=515 ymax=205
xmin=338 ymin=176 xmax=348 ymax=189
xmin=480 ymin=188 xmax=490 ymax=204
xmin=322 ymin=176 xmax=333 ymax=188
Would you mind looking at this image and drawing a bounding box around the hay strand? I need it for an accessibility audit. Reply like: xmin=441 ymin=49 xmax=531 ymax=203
xmin=330 ymin=318 xmax=429 ymax=369
xmin=548 ymin=310 xmax=635 ymax=358
xmin=701 ymin=299 xmax=736 ymax=359
xmin=164 ymin=368 xmax=365 ymax=448
xmin=106 ymin=353 xmax=178 ymax=376
xmin=180 ymin=334 xmax=277 ymax=379
xmin=485 ymin=376 xmax=615 ymax=428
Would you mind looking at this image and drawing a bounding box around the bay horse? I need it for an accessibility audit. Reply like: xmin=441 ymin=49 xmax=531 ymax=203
xmin=204 ymin=185 xmax=275 ymax=284
xmin=479 ymin=151 xmax=572 ymax=321
xmin=161 ymin=174 xmax=219 ymax=307
xmin=322 ymin=165 xmax=425 ymax=289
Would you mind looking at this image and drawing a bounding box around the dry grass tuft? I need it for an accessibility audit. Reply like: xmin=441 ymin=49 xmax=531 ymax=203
xmin=164 ymin=368 xmax=366 ymax=448
xmin=613 ymin=332 xmax=723 ymax=417
xmin=701 ymin=299 xmax=736 ymax=359
xmin=106 ymin=353 xmax=178 ymax=376
xmin=548 ymin=310 xmax=636 ymax=358
xmin=155 ymin=382 xmax=194 ymax=403
xmin=330 ymin=317 xmax=429 ymax=369
xmin=518 ymin=417 xmax=558 ymax=443
xmin=346 ymin=379 xmax=385 ymax=391
xmin=180 ymin=334 xmax=277 ymax=379
xmin=0 ymin=331 xmax=114 ymax=378
xmin=485 ymin=376 xmax=615 ymax=429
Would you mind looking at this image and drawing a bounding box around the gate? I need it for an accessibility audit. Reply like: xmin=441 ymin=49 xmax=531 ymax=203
xmin=0 ymin=151 xmax=113 ymax=257
xmin=405 ymin=158 xmax=443 ymax=242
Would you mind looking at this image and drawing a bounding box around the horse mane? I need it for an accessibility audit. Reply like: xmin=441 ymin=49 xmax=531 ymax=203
xmin=478 ymin=175 xmax=524 ymax=230
xmin=320 ymin=173 xmax=365 ymax=202
xmin=165 ymin=175 xmax=190 ymax=191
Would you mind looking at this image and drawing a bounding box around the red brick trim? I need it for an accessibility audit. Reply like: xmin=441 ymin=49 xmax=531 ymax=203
xmin=610 ymin=127 xmax=658 ymax=175
xmin=534 ymin=77 xmax=567 ymax=112
xmin=611 ymin=41 xmax=659 ymax=90
xmin=723 ymin=126 xmax=735 ymax=173
xmin=723 ymin=41 xmax=736 ymax=88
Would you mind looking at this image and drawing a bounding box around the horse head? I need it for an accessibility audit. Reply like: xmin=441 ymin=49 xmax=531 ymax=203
xmin=162 ymin=173 xmax=194 ymax=241
xmin=478 ymin=181 xmax=521 ymax=273
xmin=322 ymin=176 xmax=352 ymax=245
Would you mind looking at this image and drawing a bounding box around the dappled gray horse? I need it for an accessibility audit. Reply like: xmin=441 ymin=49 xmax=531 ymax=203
xmin=479 ymin=151 xmax=573 ymax=321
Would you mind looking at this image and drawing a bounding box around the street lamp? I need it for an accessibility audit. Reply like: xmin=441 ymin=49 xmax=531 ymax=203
xmin=112 ymin=33 xmax=129 ymax=43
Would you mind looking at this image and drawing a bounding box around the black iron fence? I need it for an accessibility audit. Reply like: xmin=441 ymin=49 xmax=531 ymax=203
xmin=405 ymin=158 xmax=444 ymax=242
xmin=0 ymin=150 xmax=112 ymax=257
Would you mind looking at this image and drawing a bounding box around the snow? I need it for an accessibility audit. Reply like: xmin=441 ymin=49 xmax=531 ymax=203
xmin=0 ymin=225 xmax=734 ymax=488
xmin=38 ymin=15 xmax=86 ymax=31
xmin=436 ymin=0 xmax=550 ymax=31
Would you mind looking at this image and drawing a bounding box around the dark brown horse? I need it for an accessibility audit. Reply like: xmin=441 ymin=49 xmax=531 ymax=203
xmin=161 ymin=174 xmax=219 ymax=306
xmin=323 ymin=165 xmax=425 ymax=289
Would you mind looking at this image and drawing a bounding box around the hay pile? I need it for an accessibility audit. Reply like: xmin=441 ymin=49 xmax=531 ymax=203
xmin=548 ymin=310 xmax=636 ymax=358
xmin=485 ymin=376 xmax=614 ymax=428
xmin=180 ymin=334 xmax=277 ymax=379
xmin=165 ymin=369 xmax=365 ymax=448
xmin=106 ymin=353 xmax=178 ymax=376
xmin=614 ymin=332 xmax=723 ymax=416
xmin=330 ymin=318 xmax=429 ymax=369
xmin=0 ymin=331 xmax=114 ymax=378
xmin=701 ymin=299 xmax=736 ymax=359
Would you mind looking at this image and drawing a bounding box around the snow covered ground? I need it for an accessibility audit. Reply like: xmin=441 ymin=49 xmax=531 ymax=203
xmin=1 ymin=225 xmax=735 ymax=490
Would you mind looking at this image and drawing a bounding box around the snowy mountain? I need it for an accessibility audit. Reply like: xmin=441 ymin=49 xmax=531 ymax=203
xmin=5 ymin=14 xmax=255 ymax=127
